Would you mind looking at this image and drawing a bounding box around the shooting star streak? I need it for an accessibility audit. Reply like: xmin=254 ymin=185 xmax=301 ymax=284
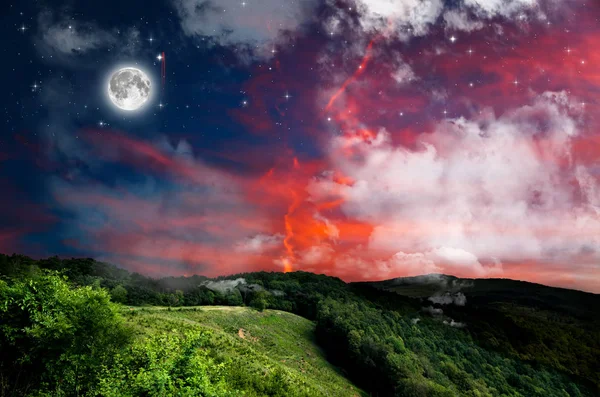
xmin=161 ymin=52 xmax=166 ymax=92
xmin=325 ymin=40 xmax=374 ymax=111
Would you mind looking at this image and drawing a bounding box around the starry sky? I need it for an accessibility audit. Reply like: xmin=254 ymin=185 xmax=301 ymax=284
xmin=2 ymin=0 xmax=600 ymax=292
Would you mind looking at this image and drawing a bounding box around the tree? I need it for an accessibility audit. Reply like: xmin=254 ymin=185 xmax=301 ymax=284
xmin=110 ymin=284 xmax=128 ymax=304
xmin=250 ymin=290 xmax=270 ymax=312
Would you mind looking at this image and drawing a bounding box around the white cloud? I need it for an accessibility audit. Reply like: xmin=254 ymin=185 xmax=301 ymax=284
xmin=235 ymin=233 xmax=284 ymax=253
xmin=38 ymin=12 xmax=117 ymax=56
xmin=422 ymin=306 xmax=444 ymax=315
xmin=356 ymin=0 xmax=445 ymax=39
xmin=311 ymin=91 xmax=599 ymax=276
xmin=443 ymin=10 xmax=484 ymax=32
xmin=324 ymin=15 xmax=343 ymax=36
xmin=353 ymin=0 xmax=544 ymax=39
xmin=340 ymin=247 xmax=499 ymax=280
xmin=428 ymin=292 xmax=467 ymax=306
xmin=299 ymin=244 xmax=335 ymax=266
xmin=428 ymin=247 xmax=490 ymax=276
xmin=171 ymin=0 xmax=316 ymax=58
xmin=464 ymin=0 xmax=539 ymax=18
xmin=204 ymin=278 xmax=246 ymax=292
xmin=391 ymin=55 xmax=416 ymax=85
xmin=380 ymin=251 xmax=440 ymax=276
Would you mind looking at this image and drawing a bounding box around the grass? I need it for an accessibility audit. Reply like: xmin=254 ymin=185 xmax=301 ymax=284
xmin=123 ymin=306 xmax=366 ymax=397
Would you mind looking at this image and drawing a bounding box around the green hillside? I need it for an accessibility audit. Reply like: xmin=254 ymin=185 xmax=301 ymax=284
xmin=364 ymin=275 xmax=600 ymax=392
xmin=1 ymin=254 xmax=598 ymax=396
xmin=123 ymin=306 xmax=365 ymax=397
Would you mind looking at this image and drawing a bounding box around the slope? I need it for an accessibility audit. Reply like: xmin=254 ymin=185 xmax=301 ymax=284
xmin=362 ymin=274 xmax=600 ymax=392
xmin=124 ymin=306 xmax=366 ymax=397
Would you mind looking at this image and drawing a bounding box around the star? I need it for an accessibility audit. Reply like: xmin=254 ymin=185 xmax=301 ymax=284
xmin=157 ymin=54 xmax=163 ymax=61
xmin=284 ymin=92 xmax=292 ymax=101
xmin=449 ymin=35 xmax=457 ymax=43
xmin=18 ymin=24 xmax=27 ymax=33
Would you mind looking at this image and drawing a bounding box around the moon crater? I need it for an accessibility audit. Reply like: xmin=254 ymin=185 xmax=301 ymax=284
xmin=107 ymin=68 xmax=151 ymax=111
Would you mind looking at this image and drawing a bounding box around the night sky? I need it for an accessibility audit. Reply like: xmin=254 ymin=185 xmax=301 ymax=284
xmin=2 ymin=0 xmax=600 ymax=292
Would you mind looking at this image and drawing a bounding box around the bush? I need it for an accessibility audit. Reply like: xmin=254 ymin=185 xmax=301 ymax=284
xmin=0 ymin=272 xmax=132 ymax=396
xmin=110 ymin=284 xmax=128 ymax=303
xmin=96 ymin=330 xmax=234 ymax=396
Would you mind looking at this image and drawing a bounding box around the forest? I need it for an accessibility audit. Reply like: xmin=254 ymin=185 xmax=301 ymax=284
xmin=1 ymin=253 xmax=598 ymax=396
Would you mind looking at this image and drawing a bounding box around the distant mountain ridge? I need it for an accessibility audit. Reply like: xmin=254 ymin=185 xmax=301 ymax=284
xmin=362 ymin=273 xmax=600 ymax=321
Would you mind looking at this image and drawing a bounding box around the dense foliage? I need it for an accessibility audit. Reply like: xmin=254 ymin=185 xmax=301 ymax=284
xmin=369 ymin=276 xmax=600 ymax=393
xmin=117 ymin=306 xmax=365 ymax=396
xmin=0 ymin=273 xmax=131 ymax=395
xmin=1 ymin=253 xmax=598 ymax=396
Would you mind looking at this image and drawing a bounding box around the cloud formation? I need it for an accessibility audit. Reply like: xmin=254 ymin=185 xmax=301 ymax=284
xmin=235 ymin=234 xmax=284 ymax=253
xmin=204 ymin=278 xmax=247 ymax=293
xmin=354 ymin=0 xmax=544 ymax=39
xmin=35 ymin=11 xmax=141 ymax=67
xmin=37 ymin=12 xmax=117 ymax=56
xmin=422 ymin=306 xmax=444 ymax=315
xmin=311 ymin=91 xmax=598 ymax=278
xmin=171 ymin=0 xmax=316 ymax=59
xmin=429 ymin=292 xmax=467 ymax=306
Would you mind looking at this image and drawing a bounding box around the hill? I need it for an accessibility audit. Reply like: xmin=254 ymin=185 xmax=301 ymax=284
xmin=1 ymin=253 xmax=598 ymax=396
xmin=124 ymin=306 xmax=365 ymax=396
xmin=363 ymin=274 xmax=599 ymax=319
xmin=363 ymin=275 xmax=600 ymax=392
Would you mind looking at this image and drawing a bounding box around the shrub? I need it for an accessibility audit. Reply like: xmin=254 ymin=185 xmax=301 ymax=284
xmin=110 ymin=284 xmax=128 ymax=303
xmin=0 ymin=272 xmax=132 ymax=396
xmin=96 ymin=330 xmax=234 ymax=396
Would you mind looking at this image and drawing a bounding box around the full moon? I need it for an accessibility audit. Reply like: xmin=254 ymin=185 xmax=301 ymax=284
xmin=107 ymin=67 xmax=151 ymax=111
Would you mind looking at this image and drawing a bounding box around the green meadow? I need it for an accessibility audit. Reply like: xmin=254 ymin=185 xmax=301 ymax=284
xmin=121 ymin=306 xmax=365 ymax=397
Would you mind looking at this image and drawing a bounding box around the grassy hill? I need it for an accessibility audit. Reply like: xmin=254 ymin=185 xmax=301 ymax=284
xmin=124 ymin=306 xmax=365 ymax=397
xmin=1 ymin=254 xmax=598 ymax=396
